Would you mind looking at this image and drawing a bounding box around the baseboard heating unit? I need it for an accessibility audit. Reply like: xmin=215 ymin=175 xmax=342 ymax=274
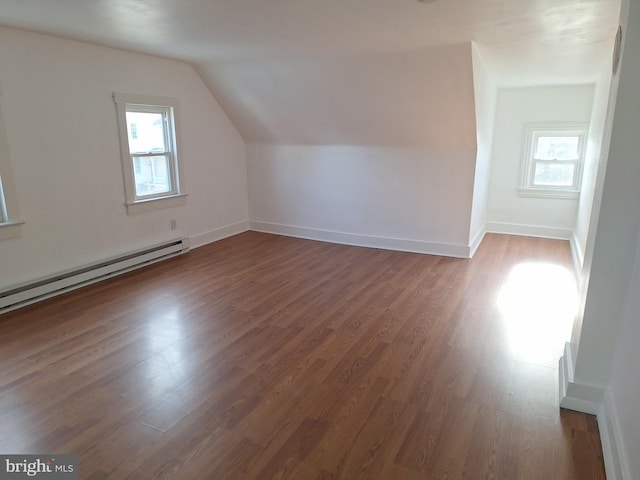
xmin=0 ymin=238 xmax=190 ymax=314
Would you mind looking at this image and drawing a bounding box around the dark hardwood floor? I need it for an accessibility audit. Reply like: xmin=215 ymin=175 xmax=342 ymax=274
xmin=0 ymin=232 xmax=606 ymax=479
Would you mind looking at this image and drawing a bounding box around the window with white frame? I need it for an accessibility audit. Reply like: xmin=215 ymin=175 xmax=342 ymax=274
xmin=0 ymin=170 xmax=24 ymax=242
xmin=0 ymin=90 xmax=24 ymax=240
xmin=0 ymin=177 xmax=8 ymax=224
xmin=113 ymin=93 xmax=186 ymax=215
xmin=519 ymin=124 xmax=587 ymax=199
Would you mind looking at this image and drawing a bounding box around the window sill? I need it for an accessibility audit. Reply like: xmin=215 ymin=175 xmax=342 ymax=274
xmin=0 ymin=220 xmax=25 ymax=240
xmin=126 ymin=193 xmax=187 ymax=215
xmin=518 ymin=188 xmax=580 ymax=200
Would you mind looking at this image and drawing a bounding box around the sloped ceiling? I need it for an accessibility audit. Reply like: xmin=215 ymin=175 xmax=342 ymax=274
xmin=199 ymin=43 xmax=476 ymax=147
xmin=0 ymin=0 xmax=620 ymax=146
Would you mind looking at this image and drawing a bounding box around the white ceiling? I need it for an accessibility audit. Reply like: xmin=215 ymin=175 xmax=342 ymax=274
xmin=0 ymin=0 xmax=621 ymax=145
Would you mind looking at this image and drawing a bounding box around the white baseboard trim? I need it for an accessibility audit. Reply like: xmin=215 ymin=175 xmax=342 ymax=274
xmin=190 ymin=221 xmax=250 ymax=249
xmin=570 ymin=230 xmax=585 ymax=279
xmin=469 ymin=228 xmax=486 ymax=258
xmin=559 ymin=343 xmax=603 ymax=414
xmin=559 ymin=342 xmax=625 ymax=479
xmin=599 ymin=390 xmax=631 ymax=479
xmin=486 ymin=221 xmax=572 ymax=240
xmin=249 ymin=221 xmax=472 ymax=258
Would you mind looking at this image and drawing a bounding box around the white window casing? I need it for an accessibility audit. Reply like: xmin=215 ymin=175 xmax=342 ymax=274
xmin=113 ymin=93 xmax=186 ymax=215
xmin=519 ymin=123 xmax=588 ymax=199
xmin=0 ymin=84 xmax=24 ymax=240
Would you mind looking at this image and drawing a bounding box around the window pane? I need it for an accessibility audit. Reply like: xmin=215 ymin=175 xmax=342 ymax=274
xmin=132 ymin=155 xmax=172 ymax=196
xmin=126 ymin=111 xmax=167 ymax=154
xmin=0 ymin=176 xmax=7 ymax=223
xmin=533 ymin=162 xmax=575 ymax=187
xmin=534 ymin=136 xmax=579 ymax=160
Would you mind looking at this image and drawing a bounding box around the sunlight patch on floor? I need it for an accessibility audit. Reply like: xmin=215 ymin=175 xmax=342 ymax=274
xmin=497 ymin=262 xmax=577 ymax=365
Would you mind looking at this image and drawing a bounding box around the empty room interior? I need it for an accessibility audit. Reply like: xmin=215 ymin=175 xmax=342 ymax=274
xmin=0 ymin=0 xmax=638 ymax=478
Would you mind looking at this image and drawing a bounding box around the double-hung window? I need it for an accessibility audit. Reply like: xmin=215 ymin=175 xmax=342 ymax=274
xmin=114 ymin=93 xmax=186 ymax=214
xmin=0 ymin=178 xmax=6 ymax=224
xmin=0 ymin=90 xmax=23 ymax=240
xmin=0 ymin=169 xmax=23 ymax=242
xmin=519 ymin=124 xmax=587 ymax=199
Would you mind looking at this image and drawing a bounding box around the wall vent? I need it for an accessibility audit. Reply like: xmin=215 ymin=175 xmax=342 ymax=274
xmin=0 ymin=238 xmax=190 ymax=314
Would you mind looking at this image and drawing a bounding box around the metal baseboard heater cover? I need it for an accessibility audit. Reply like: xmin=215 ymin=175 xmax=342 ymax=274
xmin=0 ymin=238 xmax=190 ymax=314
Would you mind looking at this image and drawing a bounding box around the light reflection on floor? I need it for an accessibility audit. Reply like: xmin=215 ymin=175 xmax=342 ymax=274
xmin=143 ymin=306 xmax=189 ymax=393
xmin=497 ymin=262 xmax=577 ymax=365
xmin=0 ymin=411 xmax=30 ymax=453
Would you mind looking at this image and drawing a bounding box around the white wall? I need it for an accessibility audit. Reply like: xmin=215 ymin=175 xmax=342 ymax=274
xmin=202 ymin=43 xmax=477 ymax=148
xmin=609 ymin=230 xmax=640 ymax=478
xmin=0 ymin=27 xmax=248 ymax=290
xmin=561 ymin=0 xmax=640 ymax=476
xmin=245 ymin=43 xmax=480 ymax=258
xmin=572 ymin=72 xmax=612 ymax=270
xmin=469 ymin=44 xmax=497 ymax=252
xmin=571 ymin=11 xmax=637 ymax=390
xmin=248 ymin=144 xmax=477 ymax=257
xmin=603 ymin=8 xmax=640 ymax=475
xmin=486 ymin=84 xmax=595 ymax=239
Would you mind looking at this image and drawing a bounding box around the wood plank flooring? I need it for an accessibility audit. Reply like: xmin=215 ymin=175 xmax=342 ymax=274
xmin=0 ymin=232 xmax=606 ymax=479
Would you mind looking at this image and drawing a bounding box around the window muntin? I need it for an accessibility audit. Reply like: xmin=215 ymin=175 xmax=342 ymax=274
xmin=114 ymin=93 xmax=185 ymax=214
xmin=520 ymin=125 xmax=587 ymax=198
xmin=533 ymin=160 xmax=575 ymax=187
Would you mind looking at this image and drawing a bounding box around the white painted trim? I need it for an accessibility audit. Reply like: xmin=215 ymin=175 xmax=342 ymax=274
xmin=486 ymin=221 xmax=572 ymax=240
xmin=125 ymin=194 xmax=187 ymax=215
xmin=0 ymin=86 xmax=23 ymax=234
xmin=570 ymin=230 xmax=584 ymax=278
xmin=249 ymin=221 xmax=471 ymax=258
xmin=469 ymin=228 xmax=486 ymax=258
xmin=599 ymin=390 xmax=630 ymax=480
xmin=0 ymin=220 xmax=24 ymax=240
xmin=519 ymin=123 xmax=588 ymax=196
xmin=125 ymin=193 xmax=187 ymax=215
xmin=517 ymin=188 xmax=580 ymax=200
xmin=189 ymin=220 xmax=250 ymax=249
xmin=559 ymin=342 xmax=574 ymax=407
xmin=559 ymin=343 xmax=603 ymax=415
xmin=559 ymin=342 xmax=624 ymax=479
xmin=113 ymin=93 xmax=180 ymax=108
xmin=113 ymin=92 xmax=187 ymax=216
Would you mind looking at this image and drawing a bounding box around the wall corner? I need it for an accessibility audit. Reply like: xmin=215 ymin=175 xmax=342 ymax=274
xmin=559 ymin=342 xmax=625 ymax=479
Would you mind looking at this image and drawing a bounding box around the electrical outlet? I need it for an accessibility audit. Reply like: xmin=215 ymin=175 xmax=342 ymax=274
xmin=170 ymin=219 xmax=177 ymax=230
